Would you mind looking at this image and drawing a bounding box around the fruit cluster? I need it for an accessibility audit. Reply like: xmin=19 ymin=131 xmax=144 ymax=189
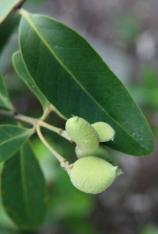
xmin=65 ymin=117 xmax=121 ymax=194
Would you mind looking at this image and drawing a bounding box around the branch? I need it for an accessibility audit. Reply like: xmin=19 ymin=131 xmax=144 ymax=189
xmin=0 ymin=109 xmax=71 ymax=142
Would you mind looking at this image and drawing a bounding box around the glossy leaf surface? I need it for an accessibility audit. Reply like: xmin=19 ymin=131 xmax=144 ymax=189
xmin=19 ymin=11 xmax=153 ymax=155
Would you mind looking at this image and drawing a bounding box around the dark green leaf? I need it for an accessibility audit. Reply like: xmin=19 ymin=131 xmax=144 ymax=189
xmin=0 ymin=75 xmax=13 ymax=110
xmin=0 ymin=0 xmax=24 ymax=24
xmin=19 ymin=11 xmax=154 ymax=156
xmin=0 ymin=125 xmax=33 ymax=162
xmin=0 ymin=228 xmax=20 ymax=234
xmin=0 ymin=15 xmax=20 ymax=53
xmin=1 ymin=143 xmax=46 ymax=229
xmin=12 ymin=51 xmax=49 ymax=109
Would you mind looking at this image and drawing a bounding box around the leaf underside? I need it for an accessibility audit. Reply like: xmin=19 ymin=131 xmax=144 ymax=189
xmin=12 ymin=50 xmax=49 ymax=109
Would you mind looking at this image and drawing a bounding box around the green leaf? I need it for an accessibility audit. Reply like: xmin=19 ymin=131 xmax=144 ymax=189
xmin=12 ymin=51 xmax=49 ymax=109
xmin=1 ymin=143 xmax=46 ymax=229
xmin=0 ymin=14 xmax=20 ymax=53
xmin=19 ymin=11 xmax=154 ymax=156
xmin=0 ymin=228 xmax=19 ymax=234
xmin=0 ymin=125 xmax=33 ymax=162
xmin=0 ymin=75 xmax=14 ymax=110
xmin=0 ymin=0 xmax=24 ymax=24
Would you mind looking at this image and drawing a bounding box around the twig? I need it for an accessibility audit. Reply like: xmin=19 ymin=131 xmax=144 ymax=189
xmin=0 ymin=110 xmax=16 ymax=118
xmin=0 ymin=109 xmax=71 ymax=142
xmin=36 ymin=126 xmax=70 ymax=170
xmin=39 ymin=121 xmax=71 ymax=141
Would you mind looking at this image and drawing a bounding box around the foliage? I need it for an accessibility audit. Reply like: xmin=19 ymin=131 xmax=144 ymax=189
xmin=0 ymin=1 xmax=154 ymax=231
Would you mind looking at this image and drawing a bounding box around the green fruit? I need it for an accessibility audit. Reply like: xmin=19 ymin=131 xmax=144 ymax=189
xmin=65 ymin=116 xmax=99 ymax=151
xmin=69 ymin=156 xmax=118 ymax=194
xmin=92 ymin=122 xmax=115 ymax=142
xmin=75 ymin=145 xmax=108 ymax=158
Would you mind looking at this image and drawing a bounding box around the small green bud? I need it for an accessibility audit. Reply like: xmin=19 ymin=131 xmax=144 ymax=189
xmin=65 ymin=116 xmax=99 ymax=152
xmin=69 ymin=156 xmax=118 ymax=194
xmin=92 ymin=122 xmax=115 ymax=142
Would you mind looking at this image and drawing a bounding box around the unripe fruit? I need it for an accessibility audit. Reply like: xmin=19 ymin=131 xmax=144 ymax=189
xmin=75 ymin=145 xmax=108 ymax=158
xmin=65 ymin=116 xmax=99 ymax=153
xmin=92 ymin=122 xmax=115 ymax=142
xmin=69 ymin=156 xmax=118 ymax=194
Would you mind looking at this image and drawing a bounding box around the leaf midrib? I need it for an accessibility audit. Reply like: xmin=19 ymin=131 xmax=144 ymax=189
xmin=20 ymin=12 xmax=148 ymax=152
xmin=20 ymin=147 xmax=31 ymax=221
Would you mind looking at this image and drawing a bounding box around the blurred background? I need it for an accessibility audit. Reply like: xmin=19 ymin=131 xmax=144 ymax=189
xmin=0 ymin=0 xmax=158 ymax=233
